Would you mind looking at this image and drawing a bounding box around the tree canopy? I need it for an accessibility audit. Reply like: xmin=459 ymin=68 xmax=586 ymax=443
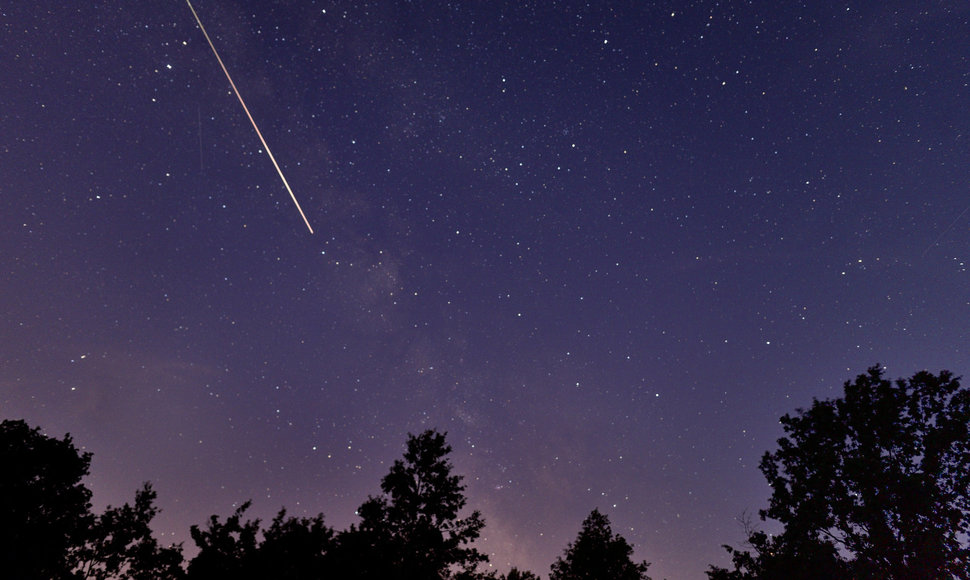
xmin=336 ymin=429 xmax=487 ymax=580
xmin=75 ymin=483 xmax=185 ymax=580
xmin=500 ymin=567 xmax=540 ymax=580
xmin=0 ymin=419 xmax=94 ymax=579
xmin=0 ymin=419 xmax=520 ymax=579
xmin=186 ymin=502 xmax=333 ymax=579
xmin=550 ymin=508 xmax=651 ymax=580
xmin=0 ymin=419 xmax=184 ymax=580
xmin=709 ymin=366 xmax=970 ymax=579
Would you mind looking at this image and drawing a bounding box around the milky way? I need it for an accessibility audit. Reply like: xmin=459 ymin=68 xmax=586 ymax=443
xmin=2 ymin=3 xmax=968 ymax=578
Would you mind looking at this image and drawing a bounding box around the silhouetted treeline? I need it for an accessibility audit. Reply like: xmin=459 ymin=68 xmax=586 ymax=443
xmin=0 ymin=420 xmax=648 ymax=579
xmin=3 ymin=366 xmax=968 ymax=579
xmin=0 ymin=420 xmax=182 ymax=579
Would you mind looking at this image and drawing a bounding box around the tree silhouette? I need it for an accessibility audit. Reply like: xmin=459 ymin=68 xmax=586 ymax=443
xmin=74 ymin=483 xmax=185 ymax=580
xmin=255 ymin=509 xmax=334 ymax=579
xmin=186 ymin=501 xmax=335 ymax=579
xmin=707 ymin=526 xmax=848 ymax=580
xmin=549 ymin=509 xmax=651 ymax=580
xmin=460 ymin=566 xmax=540 ymax=580
xmin=187 ymin=501 xmax=261 ymax=579
xmin=335 ymin=429 xmax=487 ymax=579
xmin=500 ymin=567 xmax=540 ymax=580
xmin=1 ymin=419 xmax=93 ymax=579
xmin=709 ymin=366 xmax=970 ymax=579
xmin=1 ymin=419 xmax=183 ymax=579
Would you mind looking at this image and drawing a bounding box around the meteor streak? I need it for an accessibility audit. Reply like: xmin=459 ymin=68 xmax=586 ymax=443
xmin=185 ymin=0 xmax=314 ymax=234
xmin=922 ymin=202 xmax=970 ymax=256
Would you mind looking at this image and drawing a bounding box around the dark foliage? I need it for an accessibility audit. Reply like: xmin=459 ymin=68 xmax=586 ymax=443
xmin=707 ymin=528 xmax=849 ymax=580
xmin=550 ymin=508 xmax=651 ymax=580
xmin=74 ymin=483 xmax=185 ymax=580
xmin=257 ymin=509 xmax=335 ymax=579
xmin=709 ymin=366 xmax=970 ymax=579
xmin=187 ymin=502 xmax=261 ymax=578
xmin=187 ymin=501 xmax=334 ymax=579
xmin=500 ymin=567 xmax=540 ymax=580
xmin=334 ymin=429 xmax=487 ymax=580
xmin=0 ymin=419 xmax=183 ymax=579
xmin=0 ymin=419 xmax=93 ymax=579
xmin=186 ymin=429 xmax=484 ymax=579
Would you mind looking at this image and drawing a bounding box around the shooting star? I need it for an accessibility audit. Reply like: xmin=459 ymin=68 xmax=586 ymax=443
xmin=185 ymin=0 xmax=314 ymax=234
xmin=922 ymin=202 xmax=970 ymax=257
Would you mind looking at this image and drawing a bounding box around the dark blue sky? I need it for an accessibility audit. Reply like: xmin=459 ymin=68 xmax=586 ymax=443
xmin=2 ymin=2 xmax=968 ymax=578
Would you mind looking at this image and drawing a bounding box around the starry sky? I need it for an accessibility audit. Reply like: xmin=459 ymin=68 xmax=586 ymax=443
xmin=2 ymin=1 xmax=968 ymax=578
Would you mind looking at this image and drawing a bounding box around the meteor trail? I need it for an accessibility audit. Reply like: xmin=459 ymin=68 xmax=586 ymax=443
xmin=185 ymin=0 xmax=314 ymax=234
xmin=922 ymin=202 xmax=970 ymax=256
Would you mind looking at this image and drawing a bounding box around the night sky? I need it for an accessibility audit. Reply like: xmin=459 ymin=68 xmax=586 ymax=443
xmin=2 ymin=2 xmax=968 ymax=578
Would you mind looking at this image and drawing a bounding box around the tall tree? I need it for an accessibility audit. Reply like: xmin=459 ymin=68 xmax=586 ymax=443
xmin=336 ymin=429 xmax=487 ymax=579
xmin=73 ymin=483 xmax=184 ymax=580
xmin=0 ymin=419 xmax=93 ymax=579
xmin=550 ymin=509 xmax=651 ymax=580
xmin=709 ymin=366 xmax=970 ymax=579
